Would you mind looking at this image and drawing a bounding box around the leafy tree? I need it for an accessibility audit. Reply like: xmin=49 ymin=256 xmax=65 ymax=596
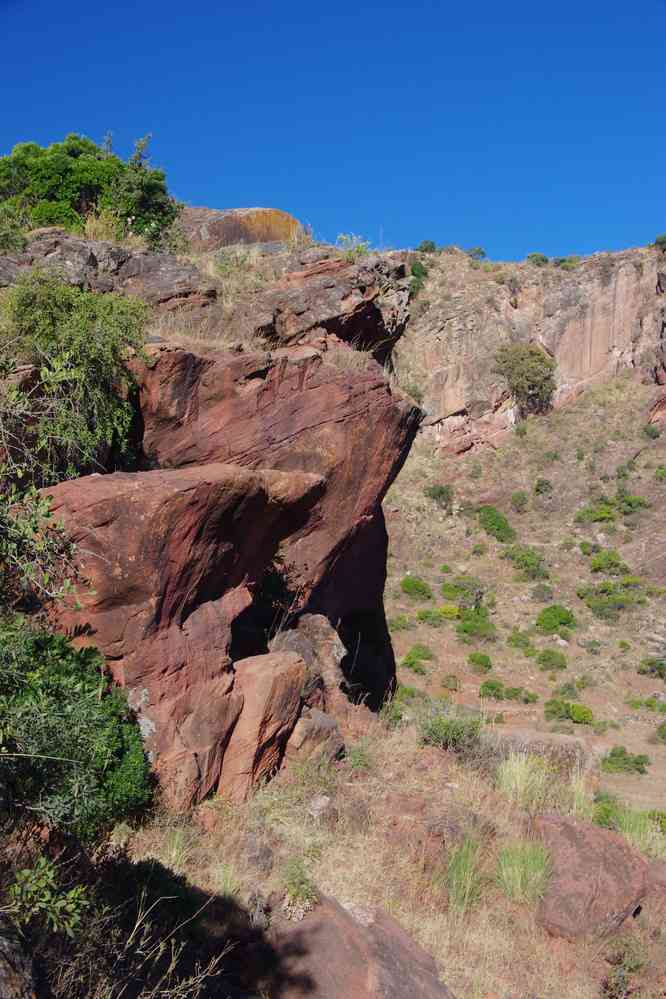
xmin=495 ymin=343 xmax=556 ymax=415
xmin=466 ymin=246 xmax=486 ymax=260
xmin=416 ymin=239 xmax=437 ymax=253
xmin=526 ymin=252 xmax=549 ymax=266
xmin=0 ymin=617 xmax=151 ymax=839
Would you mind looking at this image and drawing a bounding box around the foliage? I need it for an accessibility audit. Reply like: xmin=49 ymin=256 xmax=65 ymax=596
xmin=496 ymin=842 xmax=551 ymax=903
xmin=495 ymin=753 xmax=552 ymax=813
xmin=575 ymin=499 xmax=616 ymax=523
xmin=382 ymin=684 xmax=428 ymax=727
xmin=401 ymin=643 xmax=434 ymax=674
xmin=423 ymin=483 xmax=453 ymax=512
xmin=510 ymin=489 xmax=528 ymax=513
xmin=494 ymin=343 xmax=556 ymax=415
xmin=468 ymin=651 xmax=492 ymax=674
xmin=637 ymin=656 xmax=666 ymax=681
xmin=0 ymin=617 xmax=152 ymax=838
xmin=534 ymin=477 xmax=553 ymax=496
xmin=0 ymin=200 xmax=30 ymax=252
xmin=577 ymin=577 xmax=644 ymax=621
xmin=5 ymin=856 xmax=87 ymax=938
xmin=503 ymin=543 xmax=548 ymax=580
xmin=536 ymin=648 xmax=568 ymax=671
xmin=400 ymin=575 xmax=433 ymax=601
xmin=479 ymin=679 xmax=537 ymax=703
xmin=643 ymin=423 xmax=660 ymax=439
xmin=0 ymin=133 xmax=180 ymax=247
xmin=416 ymin=607 xmax=453 ymax=627
xmin=656 ymin=722 xmax=666 ymax=743
xmin=409 ymin=259 xmax=428 ymax=296
xmin=536 ymin=604 xmax=576 ymax=635
xmin=590 ymin=549 xmax=630 ymax=575
xmin=601 ymin=746 xmax=651 ymax=775
xmin=477 ymin=505 xmax=516 ymax=543
xmin=544 ymin=698 xmax=593 ymax=724
xmin=282 ymin=857 xmax=318 ymax=915
xmin=441 ymin=573 xmax=483 ymax=605
xmin=0 ymin=268 xmax=147 ymax=488
xmin=553 ymin=255 xmax=581 ymax=270
xmin=419 ymin=707 xmax=482 ymax=753
xmin=507 ymin=627 xmax=537 ymax=657
xmin=446 ymin=836 xmax=484 ymax=913
xmin=456 ymin=605 xmax=497 ymax=642
xmin=654 ymin=234 xmax=666 ymax=250
xmin=336 ymin=232 xmax=370 ymax=261
xmin=388 ymin=613 xmax=413 ymax=631
xmin=465 ymin=246 xmax=486 ymax=260
xmin=479 ymin=678 xmax=504 ymax=700
xmin=416 ymin=239 xmax=437 ymax=253
xmin=655 ymin=465 xmax=666 ymax=481
xmin=576 ymin=490 xmax=649 ymax=524
xmin=526 ymin=252 xmax=549 ymax=267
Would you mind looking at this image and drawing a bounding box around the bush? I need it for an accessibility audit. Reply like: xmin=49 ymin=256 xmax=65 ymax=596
xmin=441 ymin=574 xmax=483 ymax=605
xmin=479 ymin=679 xmax=536 ymax=703
xmin=0 ymin=200 xmax=29 ymax=252
xmin=0 ymin=618 xmax=151 ymax=838
xmin=577 ymin=578 xmax=644 ymax=621
xmin=504 ymin=543 xmax=548 ymax=580
xmin=0 ymin=133 xmax=180 ymax=247
xmin=416 ymin=239 xmax=437 ymax=253
xmin=526 ymin=252 xmax=549 ymax=267
xmin=409 ymin=259 xmax=428 ymax=296
xmin=507 ymin=627 xmax=537 ymax=657
xmin=655 ymin=465 xmax=666 ymax=481
xmin=496 ymin=753 xmax=552 ymax=813
xmin=282 ymin=856 xmax=318 ymax=914
xmin=537 ymin=648 xmax=567 ymax=671
xmin=534 ymin=477 xmax=553 ymax=496
xmin=494 ymin=343 xmax=556 ymax=415
xmin=575 ymin=500 xmax=616 ymax=523
xmin=466 ymin=246 xmax=486 ymax=260
xmin=643 ymin=423 xmax=660 ymax=439
xmin=553 ymin=255 xmax=581 ymax=270
xmin=468 ymin=651 xmax=492 ymax=674
xmin=382 ymin=684 xmax=428 ymax=727
xmin=479 ymin=679 xmax=505 ymax=700
xmin=388 ymin=614 xmax=413 ymax=632
xmin=496 ymin=842 xmax=551 ymax=904
xmin=579 ymin=540 xmax=599 ymax=556
xmin=402 ymin=643 xmax=435 ymax=674
xmin=654 ymin=234 xmax=666 ymax=250
xmin=400 ymin=575 xmax=433 ymax=600
xmin=337 ymin=233 xmax=370 ymax=261
xmin=510 ymin=490 xmax=528 ymax=513
xmin=590 ymin=549 xmax=630 ymax=575
xmin=477 ymin=505 xmax=516 ymax=543
xmin=536 ymin=604 xmax=576 ymax=635
xmin=637 ymin=657 xmax=666 ymax=681
xmin=423 ymin=483 xmax=453 ymax=512
xmin=420 ymin=708 xmax=482 ymax=753
xmin=416 ymin=608 xmax=449 ymax=627
xmin=656 ymin=722 xmax=666 ymax=744
xmin=0 ymin=268 xmax=148 ymax=488
xmin=601 ymin=746 xmax=650 ymax=775
xmin=544 ymin=698 xmax=593 ymax=724
xmin=456 ymin=606 xmax=497 ymax=642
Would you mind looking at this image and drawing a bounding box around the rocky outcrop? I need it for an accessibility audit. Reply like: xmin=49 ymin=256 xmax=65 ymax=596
xmin=0 ymin=228 xmax=217 ymax=311
xmin=180 ymin=206 xmax=302 ymax=253
xmin=0 ymin=922 xmax=35 ymax=999
xmin=45 ymin=463 xmax=324 ymax=806
xmin=401 ymin=247 xmax=666 ymax=451
xmin=270 ymin=895 xmax=456 ymax=998
xmin=227 ymin=254 xmax=410 ymax=365
xmin=535 ymin=814 xmax=649 ymax=940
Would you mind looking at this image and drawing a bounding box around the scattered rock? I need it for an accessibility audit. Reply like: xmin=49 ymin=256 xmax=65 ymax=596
xmin=307 ymin=794 xmax=338 ymax=828
xmin=284 ymin=708 xmax=344 ymax=765
xmin=270 ymin=894 xmax=457 ymax=998
xmin=535 ymin=814 xmax=649 ymax=940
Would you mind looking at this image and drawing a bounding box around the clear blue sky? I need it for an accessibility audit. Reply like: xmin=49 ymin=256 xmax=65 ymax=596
xmin=3 ymin=0 xmax=666 ymax=259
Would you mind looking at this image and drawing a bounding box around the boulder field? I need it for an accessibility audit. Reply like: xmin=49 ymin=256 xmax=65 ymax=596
xmin=4 ymin=230 xmax=421 ymax=808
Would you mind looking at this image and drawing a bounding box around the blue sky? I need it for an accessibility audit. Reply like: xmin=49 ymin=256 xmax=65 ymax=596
xmin=3 ymin=0 xmax=666 ymax=258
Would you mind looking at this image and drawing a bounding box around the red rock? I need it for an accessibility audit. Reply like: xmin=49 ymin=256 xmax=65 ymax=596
xmin=180 ymin=206 xmax=302 ymax=252
xmin=269 ymin=895 xmax=456 ymax=998
xmin=534 ymin=814 xmax=649 ymax=940
xmin=45 ymin=463 xmax=323 ymax=807
xmin=284 ymin=707 xmax=345 ymax=765
xmin=218 ymin=651 xmax=306 ymax=801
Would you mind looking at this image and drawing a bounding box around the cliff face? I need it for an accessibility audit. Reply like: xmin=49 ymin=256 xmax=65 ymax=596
xmin=398 ymin=246 xmax=666 ymax=451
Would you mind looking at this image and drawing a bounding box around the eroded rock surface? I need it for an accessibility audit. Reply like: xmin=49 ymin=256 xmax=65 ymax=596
xmin=535 ymin=814 xmax=649 ymax=940
xmin=180 ymin=205 xmax=302 ymax=252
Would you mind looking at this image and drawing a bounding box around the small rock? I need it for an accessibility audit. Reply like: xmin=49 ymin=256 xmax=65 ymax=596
xmin=308 ymin=794 xmax=339 ymax=828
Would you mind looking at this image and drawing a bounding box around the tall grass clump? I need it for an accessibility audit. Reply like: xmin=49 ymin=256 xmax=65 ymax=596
xmin=496 ymin=842 xmax=552 ymax=903
xmin=445 ymin=836 xmax=484 ymax=914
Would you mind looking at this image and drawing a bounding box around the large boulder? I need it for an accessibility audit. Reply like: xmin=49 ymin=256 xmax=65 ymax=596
xmin=135 ymin=343 xmax=421 ymax=706
xmin=268 ymin=895 xmax=456 ymax=998
xmin=45 ymin=463 xmax=323 ymax=806
xmin=180 ymin=205 xmax=303 ymax=253
xmin=534 ymin=814 xmax=650 ymax=940
xmin=0 ymin=922 xmax=35 ymax=999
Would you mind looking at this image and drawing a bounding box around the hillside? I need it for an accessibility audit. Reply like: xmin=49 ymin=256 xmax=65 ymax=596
xmin=0 ymin=139 xmax=665 ymax=999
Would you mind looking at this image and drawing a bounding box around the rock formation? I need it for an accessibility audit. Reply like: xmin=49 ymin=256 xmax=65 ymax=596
xmin=180 ymin=205 xmax=303 ymax=253
xmin=399 ymin=247 xmax=666 ymax=452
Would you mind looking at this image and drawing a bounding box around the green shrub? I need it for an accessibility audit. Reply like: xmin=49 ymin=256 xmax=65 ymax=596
xmin=655 ymin=465 xmax=666 ymax=481
xmin=5 ymin=855 xmax=88 ymax=937
xmin=643 ymin=423 xmax=660 ymax=440
xmin=416 ymin=239 xmax=437 ymax=253
xmin=601 ymin=746 xmax=650 ymax=775
xmin=479 ymin=679 xmax=505 ymax=700
xmin=637 ymin=657 xmax=666 ymax=681
xmin=510 ymin=490 xmax=528 ymax=513
xmin=402 ymin=643 xmax=435 ymax=674
xmin=438 ymin=603 xmax=460 ymax=620
xmin=526 ymin=252 xmax=549 ymax=267
xmin=441 ymin=574 xmax=483 ymax=605
xmin=423 ymin=483 xmax=453 ymax=512
xmin=579 ymin=540 xmax=599 ymax=556
xmin=656 ymin=722 xmax=666 ymax=743
xmin=577 ymin=578 xmax=644 ymax=621
xmin=409 ymin=259 xmax=428 ymax=296
xmin=420 ymin=708 xmax=482 ymax=753
xmin=466 ymin=246 xmax=486 ymax=260
xmin=507 ymin=628 xmax=537 ymax=657
xmin=553 ymin=255 xmax=581 ymax=270
xmin=0 ymin=201 xmax=29 ymax=252
xmin=0 ymin=268 xmax=148 ymax=488
xmin=654 ymin=234 xmax=666 ymax=250
xmin=0 ymin=618 xmax=151 ymax=838
xmin=382 ymin=684 xmax=428 ymax=727
xmin=504 ymin=543 xmax=548 ymax=580
xmin=440 ymin=563 xmax=452 ymax=573
xmin=416 ymin=608 xmax=448 ymax=627
xmin=590 ymin=549 xmax=630 ymax=575
xmin=537 ymin=648 xmax=567 ymax=671
xmin=388 ymin=614 xmax=413 ymax=632
xmin=282 ymin=856 xmax=318 ymax=911
xmin=544 ymin=698 xmax=593 ymax=724
xmin=494 ymin=343 xmax=556 ymax=415
xmin=477 ymin=505 xmax=516 ymax=543
xmin=337 ymin=233 xmax=370 ymax=260
xmin=534 ymin=477 xmax=553 ymax=496
xmin=471 ymin=542 xmax=487 ymax=556
xmin=0 ymin=134 xmax=179 ymax=247
xmin=400 ymin=575 xmax=433 ymax=600
xmin=496 ymin=842 xmax=551 ymax=904
xmin=575 ymin=501 xmax=616 ymax=523
xmin=468 ymin=651 xmax=492 ymax=674
xmin=536 ymin=604 xmax=576 ymax=635
xmin=456 ymin=606 xmax=497 ymax=642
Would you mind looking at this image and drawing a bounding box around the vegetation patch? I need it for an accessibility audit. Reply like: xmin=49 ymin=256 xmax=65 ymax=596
xmin=423 ymin=483 xmax=453 ymax=512
xmin=468 ymin=651 xmax=492 ymax=674
xmin=503 ymin=543 xmax=549 ymax=580
xmin=401 ymin=643 xmax=435 ymax=674
xmin=456 ymin=605 xmax=497 ymax=642
xmin=420 ymin=707 xmax=482 ymax=753
xmin=601 ymin=746 xmax=651 ymax=775
xmin=477 ymin=505 xmax=516 ymax=543
xmin=494 ymin=343 xmax=556 ymax=415
xmin=536 ymin=604 xmax=576 ymax=635
xmin=536 ymin=648 xmax=568 ymax=671
xmin=590 ymin=549 xmax=630 ymax=575
xmin=544 ymin=698 xmax=593 ymax=725
xmin=400 ymin=575 xmax=433 ymax=600
xmin=577 ymin=577 xmax=645 ymax=621
xmin=496 ymin=842 xmax=551 ymax=904
xmin=479 ymin=679 xmax=537 ymax=703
